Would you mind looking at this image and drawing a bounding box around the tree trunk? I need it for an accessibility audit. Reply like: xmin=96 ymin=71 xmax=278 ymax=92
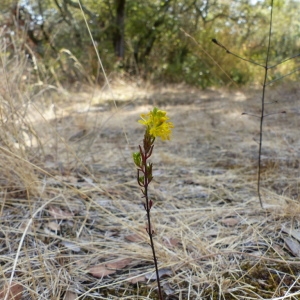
xmin=114 ymin=0 xmax=126 ymax=60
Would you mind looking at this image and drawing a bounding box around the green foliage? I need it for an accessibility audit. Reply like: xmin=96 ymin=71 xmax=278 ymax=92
xmin=2 ymin=0 xmax=299 ymax=87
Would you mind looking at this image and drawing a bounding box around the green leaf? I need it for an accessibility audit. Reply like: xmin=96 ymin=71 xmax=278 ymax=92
xmin=132 ymin=152 xmax=142 ymax=167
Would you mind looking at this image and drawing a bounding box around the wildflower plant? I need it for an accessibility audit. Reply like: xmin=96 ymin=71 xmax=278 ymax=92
xmin=133 ymin=107 xmax=174 ymax=300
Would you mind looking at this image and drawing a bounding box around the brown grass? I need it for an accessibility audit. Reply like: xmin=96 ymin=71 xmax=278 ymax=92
xmin=1 ymin=39 xmax=300 ymax=299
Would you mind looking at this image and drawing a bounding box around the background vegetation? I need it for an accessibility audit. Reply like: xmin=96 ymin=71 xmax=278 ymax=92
xmin=1 ymin=0 xmax=299 ymax=88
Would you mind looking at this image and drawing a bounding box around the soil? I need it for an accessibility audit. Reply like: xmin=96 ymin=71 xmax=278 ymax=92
xmin=2 ymin=81 xmax=300 ymax=299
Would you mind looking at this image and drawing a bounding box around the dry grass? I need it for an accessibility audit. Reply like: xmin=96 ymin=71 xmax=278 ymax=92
xmin=1 ymin=44 xmax=300 ymax=299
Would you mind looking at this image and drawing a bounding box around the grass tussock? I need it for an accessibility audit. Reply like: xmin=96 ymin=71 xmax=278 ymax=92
xmin=1 ymin=38 xmax=300 ymax=299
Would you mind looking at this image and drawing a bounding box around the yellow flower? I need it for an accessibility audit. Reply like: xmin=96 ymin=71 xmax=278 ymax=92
xmin=138 ymin=107 xmax=174 ymax=140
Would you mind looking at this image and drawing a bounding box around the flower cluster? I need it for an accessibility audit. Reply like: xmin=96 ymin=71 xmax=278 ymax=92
xmin=138 ymin=107 xmax=174 ymax=141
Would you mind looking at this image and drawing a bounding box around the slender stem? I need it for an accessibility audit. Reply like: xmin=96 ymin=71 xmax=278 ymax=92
xmin=266 ymin=67 xmax=300 ymax=86
xmin=257 ymin=87 xmax=265 ymax=208
xmin=142 ymin=149 xmax=163 ymax=300
xmin=257 ymin=0 xmax=274 ymax=209
xmin=212 ymin=0 xmax=298 ymax=209
xmin=268 ymin=53 xmax=300 ymax=69
xmin=212 ymin=38 xmax=265 ymax=68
